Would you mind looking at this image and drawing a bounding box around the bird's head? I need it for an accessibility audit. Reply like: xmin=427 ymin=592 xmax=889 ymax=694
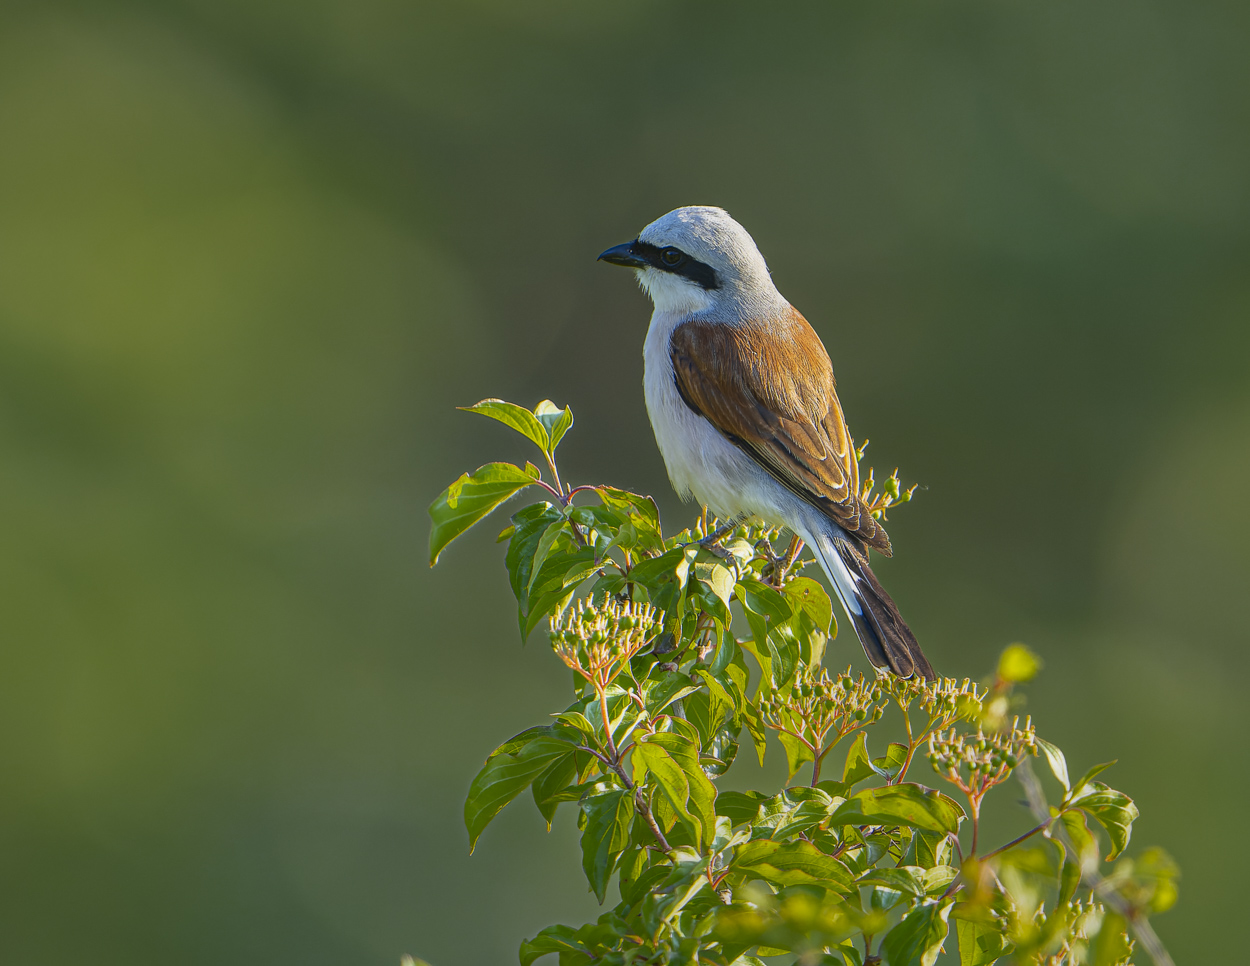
xmin=598 ymin=206 xmax=781 ymax=317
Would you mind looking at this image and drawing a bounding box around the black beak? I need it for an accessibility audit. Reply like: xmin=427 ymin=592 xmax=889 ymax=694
xmin=597 ymin=240 xmax=648 ymax=269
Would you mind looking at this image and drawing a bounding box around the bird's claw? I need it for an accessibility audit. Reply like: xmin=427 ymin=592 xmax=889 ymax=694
xmin=680 ymin=518 xmax=738 ymax=557
xmin=696 ymin=536 xmax=733 ymax=560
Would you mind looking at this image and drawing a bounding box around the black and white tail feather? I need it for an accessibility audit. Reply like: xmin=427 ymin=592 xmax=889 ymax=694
xmin=801 ymin=520 xmax=935 ymax=682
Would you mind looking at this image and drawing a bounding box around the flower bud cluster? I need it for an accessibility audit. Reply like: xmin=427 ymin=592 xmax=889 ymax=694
xmin=927 ymin=717 xmax=1037 ymax=796
xmin=918 ymin=677 xmax=987 ymax=724
xmin=549 ymin=597 xmax=661 ymax=685
xmin=1065 ymin=897 xmax=1104 ymax=937
xmin=1026 ymin=899 xmax=1133 ymax=966
xmin=758 ymin=667 xmax=886 ymax=747
xmin=859 ymin=466 xmax=917 ymax=522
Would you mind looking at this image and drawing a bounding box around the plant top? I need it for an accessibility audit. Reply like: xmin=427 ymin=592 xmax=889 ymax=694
xmin=425 ymin=398 xmax=1177 ymax=966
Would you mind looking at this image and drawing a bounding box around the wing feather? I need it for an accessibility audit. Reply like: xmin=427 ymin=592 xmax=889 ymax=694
xmin=669 ymin=310 xmax=891 ymax=554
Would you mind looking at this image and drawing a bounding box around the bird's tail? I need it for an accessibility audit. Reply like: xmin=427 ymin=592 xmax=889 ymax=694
xmin=799 ymin=520 xmax=935 ymax=681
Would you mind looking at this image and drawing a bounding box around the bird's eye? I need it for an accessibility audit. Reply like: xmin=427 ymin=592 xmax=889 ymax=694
xmin=661 ymin=248 xmax=684 ymax=266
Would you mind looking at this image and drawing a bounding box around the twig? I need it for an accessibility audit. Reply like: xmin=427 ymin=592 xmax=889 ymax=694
xmin=532 ymin=478 xmax=565 ymax=503
xmin=592 ymin=681 xmax=673 ymax=854
xmin=634 ymin=787 xmax=673 ymax=853
xmin=892 ymin=705 xmax=917 ymax=786
xmin=980 ymin=816 xmax=1055 ymax=860
xmin=543 ymin=451 xmax=565 ymax=503
xmin=776 ymin=535 xmax=804 ymax=584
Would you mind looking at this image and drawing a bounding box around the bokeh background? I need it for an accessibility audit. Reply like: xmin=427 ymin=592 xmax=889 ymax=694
xmin=0 ymin=1 xmax=1246 ymax=962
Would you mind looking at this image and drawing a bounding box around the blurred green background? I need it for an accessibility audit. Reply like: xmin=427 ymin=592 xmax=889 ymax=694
xmin=0 ymin=1 xmax=1245 ymax=962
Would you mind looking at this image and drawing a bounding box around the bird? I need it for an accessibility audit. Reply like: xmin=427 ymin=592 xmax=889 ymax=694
xmin=598 ymin=205 xmax=934 ymax=680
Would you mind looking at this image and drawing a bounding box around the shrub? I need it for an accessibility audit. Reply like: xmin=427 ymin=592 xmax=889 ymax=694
xmin=426 ymin=398 xmax=1177 ymax=966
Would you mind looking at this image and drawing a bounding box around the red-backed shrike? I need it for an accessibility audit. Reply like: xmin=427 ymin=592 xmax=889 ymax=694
xmin=599 ymin=205 xmax=933 ymax=680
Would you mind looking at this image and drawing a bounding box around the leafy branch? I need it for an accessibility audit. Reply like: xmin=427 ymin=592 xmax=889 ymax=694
xmin=422 ymin=398 xmax=1177 ymax=966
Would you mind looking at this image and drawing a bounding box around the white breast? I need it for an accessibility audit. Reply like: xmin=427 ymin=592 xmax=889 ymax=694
xmin=642 ymin=309 xmax=802 ymax=528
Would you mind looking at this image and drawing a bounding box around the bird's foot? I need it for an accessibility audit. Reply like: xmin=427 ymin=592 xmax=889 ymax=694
xmin=760 ymin=534 xmax=805 ymax=587
xmin=681 ymin=520 xmax=737 ymax=560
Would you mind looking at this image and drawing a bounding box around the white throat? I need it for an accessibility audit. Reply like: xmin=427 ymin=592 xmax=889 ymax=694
xmin=636 ymin=267 xmax=714 ymax=317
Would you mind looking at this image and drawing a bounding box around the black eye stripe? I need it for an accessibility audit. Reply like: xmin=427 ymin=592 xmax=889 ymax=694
xmin=631 ymin=241 xmax=720 ymax=291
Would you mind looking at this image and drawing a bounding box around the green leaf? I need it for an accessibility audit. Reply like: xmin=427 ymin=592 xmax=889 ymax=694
xmin=816 ymin=778 xmax=850 ymax=799
xmin=531 ymin=751 xmax=579 ymax=827
xmin=1066 ymin=760 xmax=1116 ymax=799
xmin=505 ymin=503 xmax=563 ymax=603
xmin=429 ymin=462 xmax=539 ymax=565
xmin=870 ymin=880 xmax=905 ymax=912
xmin=639 ymin=676 xmax=701 ymax=717
xmin=1058 ymin=856 xmax=1082 ymax=909
xmin=830 ymin=784 xmax=964 ymax=835
xmin=737 ymin=634 xmax=774 ymax=691
xmin=519 ymin=925 xmax=589 ymax=966
xmin=464 ymin=727 xmax=575 ymax=851
xmin=695 ymin=669 xmax=736 ymax=730
xmin=767 ymin=625 xmax=801 ymax=691
xmin=783 ymin=576 xmax=833 ymax=635
xmin=523 ymin=548 xmax=600 ymax=638
xmin=750 ymin=787 xmax=815 ymax=834
xmin=880 ymin=899 xmax=953 ymax=966
xmin=620 ymin=862 xmax=672 ymax=907
xmin=551 ymin=710 xmax=597 ymax=741
xmin=541 ymin=779 xmax=609 ymax=807
xmin=580 ymin=789 xmax=635 ymax=902
xmin=659 ymin=714 xmax=703 ymax=747
xmin=872 ymin=742 xmax=910 ymax=781
xmin=617 ymin=845 xmax=648 ymax=888
xmin=1060 ymin=808 xmax=1099 ymax=869
xmin=923 ymin=865 xmax=958 ymax=895
xmin=1089 ymin=909 xmax=1132 ymax=966
xmin=693 ymin=587 xmax=732 ymax=629
xmin=733 ymin=839 xmax=855 ymax=891
xmin=524 ymin=589 xmax=576 ymax=642
xmin=737 ymin=577 xmax=793 ymax=624
xmin=525 ymin=514 xmax=569 ymax=594
xmin=693 ymin=558 xmax=735 ymax=609
xmin=704 ymin=723 xmax=741 ymax=778
xmin=768 ymin=795 xmax=840 ymax=841
xmin=586 ymin=684 xmax=643 ymax=749
xmin=682 ymin=689 xmax=719 ymax=745
xmin=628 ymin=545 xmax=694 ymax=587
xmin=708 ymin=631 xmax=741 ymax=676
xmin=596 ymin=487 xmax=664 ymax=553
xmin=835 ymin=945 xmax=864 ymax=966
xmin=1035 ymin=737 xmax=1069 ymax=792
xmin=533 ymin=399 xmax=574 ymax=453
xmin=642 ymin=859 xmax=710 ymax=933
xmin=568 ymin=506 xmax=598 ymax=531
xmin=716 ymin=790 xmax=769 ymax=826
xmin=633 ymin=740 xmax=702 ymax=846
xmin=777 ymin=729 xmax=815 ymax=781
xmin=909 ymin=828 xmax=953 ymax=869
xmin=954 ymin=911 xmax=1008 ymax=966
xmin=741 ymin=702 xmax=768 ymax=767
xmin=842 ymin=731 xmax=874 ymax=785
xmin=641 ymin=732 xmax=717 ymax=848
xmin=1075 ymin=783 xmax=1139 ymax=860
xmin=460 ymin=398 xmax=550 ymax=451
xmin=859 ymin=866 xmax=927 ymax=897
